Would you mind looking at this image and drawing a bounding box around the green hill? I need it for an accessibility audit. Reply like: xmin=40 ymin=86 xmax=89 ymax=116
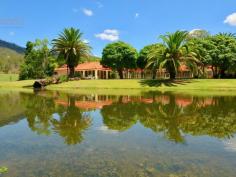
xmin=0 ymin=40 xmax=25 ymax=73
xmin=0 ymin=39 xmax=25 ymax=54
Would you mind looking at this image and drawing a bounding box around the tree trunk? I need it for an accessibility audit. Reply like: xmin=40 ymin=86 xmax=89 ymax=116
xmin=169 ymin=70 xmax=176 ymax=80
xmin=220 ymin=69 xmax=226 ymax=78
xmin=118 ymin=69 xmax=123 ymax=79
xmin=152 ymin=69 xmax=156 ymax=80
xmin=166 ymin=61 xmax=176 ymax=80
xmin=69 ymin=66 xmax=75 ymax=78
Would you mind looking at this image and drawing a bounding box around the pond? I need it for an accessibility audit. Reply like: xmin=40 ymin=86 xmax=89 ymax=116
xmin=0 ymin=90 xmax=236 ymax=177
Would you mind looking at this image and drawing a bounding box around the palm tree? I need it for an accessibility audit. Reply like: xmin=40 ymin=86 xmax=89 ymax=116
xmin=52 ymin=27 xmax=91 ymax=77
xmin=145 ymin=44 xmax=165 ymax=79
xmin=147 ymin=31 xmax=200 ymax=80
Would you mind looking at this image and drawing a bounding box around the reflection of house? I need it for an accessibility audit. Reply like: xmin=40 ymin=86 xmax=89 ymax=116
xmin=55 ymin=61 xmax=213 ymax=79
xmin=55 ymin=99 xmax=113 ymax=111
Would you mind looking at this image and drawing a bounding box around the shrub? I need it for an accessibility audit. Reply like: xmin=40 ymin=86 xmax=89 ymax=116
xmin=74 ymin=72 xmax=81 ymax=78
xmin=58 ymin=75 xmax=68 ymax=83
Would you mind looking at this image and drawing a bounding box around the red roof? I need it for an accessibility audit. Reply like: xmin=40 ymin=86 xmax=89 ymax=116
xmin=75 ymin=62 xmax=111 ymax=71
xmin=55 ymin=62 xmax=111 ymax=72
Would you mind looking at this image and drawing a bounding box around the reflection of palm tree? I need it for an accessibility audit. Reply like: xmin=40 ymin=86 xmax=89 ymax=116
xmin=21 ymin=93 xmax=91 ymax=145
xmin=101 ymin=97 xmax=137 ymax=131
xmin=140 ymin=95 xmax=185 ymax=143
xmin=22 ymin=93 xmax=55 ymax=135
xmin=52 ymin=97 xmax=91 ymax=145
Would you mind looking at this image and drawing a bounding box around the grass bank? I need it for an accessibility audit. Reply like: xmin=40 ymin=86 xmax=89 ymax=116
xmin=0 ymin=74 xmax=18 ymax=81
xmin=1 ymin=79 xmax=236 ymax=91
xmin=47 ymin=79 xmax=236 ymax=91
xmin=0 ymin=80 xmax=34 ymax=88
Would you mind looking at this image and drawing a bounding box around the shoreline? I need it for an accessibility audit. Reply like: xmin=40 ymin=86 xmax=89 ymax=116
xmin=1 ymin=79 xmax=236 ymax=96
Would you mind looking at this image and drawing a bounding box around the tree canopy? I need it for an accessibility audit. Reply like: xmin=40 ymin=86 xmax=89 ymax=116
xmin=189 ymin=33 xmax=236 ymax=78
xmin=52 ymin=27 xmax=91 ymax=77
xmin=19 ymin=39 xmax=57 ymax=80
xmin=101 ymin=41 xmax=138 ymax=79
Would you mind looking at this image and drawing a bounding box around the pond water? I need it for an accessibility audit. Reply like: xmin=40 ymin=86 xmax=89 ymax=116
xmin=0 ymin=90 xmax=236 ymax=177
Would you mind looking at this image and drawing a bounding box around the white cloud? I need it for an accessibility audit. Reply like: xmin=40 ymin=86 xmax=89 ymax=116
xmin=83 ymin=39 xmax=90 ymax=44
xmin=135 ymin=13 xmax=140 ymax=18
xmin=95 ymin=29 xmax=119 ymax=41
xmin=72 ymin=8 xmax=79 ymax=13
xmin=82 ymin=8 xmax=93 ymax=16
xmin=224 ymin=12 xmax=236 ymax=26
xmin=9 ymin=31 xmax=15 ymax=36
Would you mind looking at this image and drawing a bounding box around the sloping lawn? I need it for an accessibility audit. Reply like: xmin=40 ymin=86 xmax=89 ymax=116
xmin=1 ymin=79 xmax=236 ymax=91
xmin=0 ymin=74 xmax=19 ymax=81
xmin=0 ymin=80 xmax=34 ymax=88
xmin=48 ymin=79 xmax=236 ymax=90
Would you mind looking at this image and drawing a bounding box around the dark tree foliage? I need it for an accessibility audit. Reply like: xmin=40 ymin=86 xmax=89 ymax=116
xmin=101 ymin=41 xmax=138 ymax=79
xmin=19 ymin=39 xmax=57 ymax=80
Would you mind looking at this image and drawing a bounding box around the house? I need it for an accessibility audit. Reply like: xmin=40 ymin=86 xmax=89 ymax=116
xmin=55 ymin=62 xmax=112 ymax=79
xmin=55 ymin=61 xmax=213 ymax=79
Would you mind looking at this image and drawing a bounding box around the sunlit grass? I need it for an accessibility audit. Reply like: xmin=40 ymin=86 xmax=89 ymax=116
xmin=0 ymin=74 xmax=19 ymax=81
xmin=2 ymin=79 xmax=236 ymax=93
xmin=0 ymin=80 xmax=34 ymax=88
xmin=48 ymin=79 xmax=236 ymax=91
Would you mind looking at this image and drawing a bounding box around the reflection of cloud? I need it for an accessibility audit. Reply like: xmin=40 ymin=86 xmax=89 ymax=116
xmin=223 ymin=138 xmax=236 ymax=152
xmin=97 ymin=125 xmax=118 ymax=134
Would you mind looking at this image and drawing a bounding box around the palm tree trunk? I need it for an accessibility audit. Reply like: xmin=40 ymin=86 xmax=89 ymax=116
xmin=152 ymin=69 xmax=156 ymax=80
xmin=169 ymin=71 xmax=176 ymax=80
xmin=69 ymin=66 xmax=75 ymax=78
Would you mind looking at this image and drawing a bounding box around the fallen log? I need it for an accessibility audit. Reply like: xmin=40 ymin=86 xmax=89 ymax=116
xmin=33 ymin=79 xmax=48 ymax=89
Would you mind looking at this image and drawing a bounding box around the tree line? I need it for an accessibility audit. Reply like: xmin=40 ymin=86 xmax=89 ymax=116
xmin=19 ymin=28 xmax=236 ymax=80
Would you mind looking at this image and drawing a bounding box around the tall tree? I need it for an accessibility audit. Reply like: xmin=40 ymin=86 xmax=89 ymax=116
xmin=147 ymin=31 xmax=199 ymax=79
xmin=210 ymin=33 xmax=236 ymax=78
xmin=137 ymin=44 xmax=163 ymax=79
xmin=101 ymin=41 xmax=137 ymax=79
xmin=19 ymin=39 xmax=57 ymax=80
xmin=52 ymin=27 xmax=91 ymax=77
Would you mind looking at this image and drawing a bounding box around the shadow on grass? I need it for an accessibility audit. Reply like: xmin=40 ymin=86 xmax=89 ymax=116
xmin=23 ymin=85 xmax=34 ymax=88
xmin=139 ymin=79 xmax=195 ymax=87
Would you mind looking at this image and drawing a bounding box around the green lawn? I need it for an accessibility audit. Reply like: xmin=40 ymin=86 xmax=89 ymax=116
xmin=0 ymin=74 xmax=19 ymax=81
xmin=0 ymin=80 xmax=34 ymax=88
xmin=48 ymin=79 xmax=236 ymax=91
xmin=2 ymin=79 xmax=236 ymax=92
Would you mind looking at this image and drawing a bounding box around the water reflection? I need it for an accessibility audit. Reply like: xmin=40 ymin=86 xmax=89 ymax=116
xmin=1 ymin=91 xmax=236 ymax=145
xmin=21 ymin=93 xmax=91 ymax=145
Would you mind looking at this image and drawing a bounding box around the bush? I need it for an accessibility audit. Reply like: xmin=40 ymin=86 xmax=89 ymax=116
xmin=74 ymin=72 xmax=81 ymax=78
xmin=110 ymin=71 xmax=117 ymax=79
xmin=58 ymin=75 xmax=68 ymax=83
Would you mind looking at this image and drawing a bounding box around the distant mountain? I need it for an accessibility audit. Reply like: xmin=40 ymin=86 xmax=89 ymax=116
xmin=0 ymin=39 xmax=25 ymax=73
xmin=0 ymin=39 xmax=25 ymax=54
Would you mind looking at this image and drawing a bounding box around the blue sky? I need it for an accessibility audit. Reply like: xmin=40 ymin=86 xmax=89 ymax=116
xmin=0 ymin=0 xmax=236 ymax=56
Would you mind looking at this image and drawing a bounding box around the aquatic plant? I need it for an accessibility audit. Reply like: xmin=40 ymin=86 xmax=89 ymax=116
xmin=0 ymin=166 xmax=8 ymax=174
